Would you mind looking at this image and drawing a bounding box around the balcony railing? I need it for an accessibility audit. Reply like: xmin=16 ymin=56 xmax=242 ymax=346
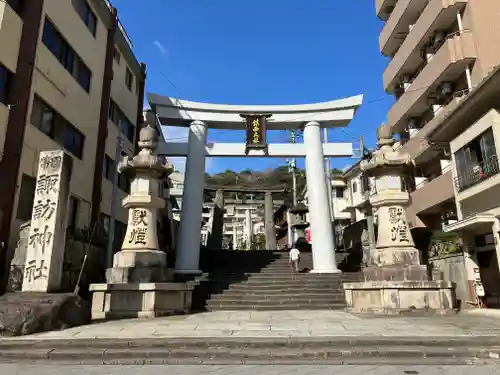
xmin=454 ymin=155 xmax=500 ymax=192
xmin=103 ymin=0 xmax=133 ymax=48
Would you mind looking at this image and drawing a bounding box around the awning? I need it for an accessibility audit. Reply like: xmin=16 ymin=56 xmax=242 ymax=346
xmin=443 ymin=213 xmax=496 ymax=233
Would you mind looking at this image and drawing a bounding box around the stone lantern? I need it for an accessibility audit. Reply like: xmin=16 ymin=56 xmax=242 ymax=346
xmin=89 ymin=115 xmax=196 ymax=320
xmin=343 ymin=124 xmax=456 ymax=314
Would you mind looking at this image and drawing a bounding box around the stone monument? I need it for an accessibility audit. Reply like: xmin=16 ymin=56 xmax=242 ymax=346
xmin=343 ymin=124 xmax=456 ymax=314
xmin=89 ymin=117 xmax=195 ymax=320
xmin=22 ymin=150 xmax=72 ymax=292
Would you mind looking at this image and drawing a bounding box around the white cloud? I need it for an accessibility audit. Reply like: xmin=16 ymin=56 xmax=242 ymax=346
xmin=153 ymin=40 xmax=167 ymax=55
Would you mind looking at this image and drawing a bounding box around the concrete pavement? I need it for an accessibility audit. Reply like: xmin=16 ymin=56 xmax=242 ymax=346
xmin=2 ymin=310 xmax=500 ymax=365
xmin=9 ymin=309 xmax=500 ymax=340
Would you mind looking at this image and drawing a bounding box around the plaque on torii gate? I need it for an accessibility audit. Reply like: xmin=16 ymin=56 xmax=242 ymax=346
xmin=240 ymin=113 xmax=272 ymax=154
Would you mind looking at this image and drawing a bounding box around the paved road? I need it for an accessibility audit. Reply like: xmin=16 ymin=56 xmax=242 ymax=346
xmin=2 ymin=364 xmax=500 ymax=374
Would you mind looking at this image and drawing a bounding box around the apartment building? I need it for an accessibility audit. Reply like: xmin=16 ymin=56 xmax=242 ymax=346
xmin=427 ymin=66 xmax=500 ymax=305
xmin=376 ymin=0 xmax=500 ymax=233
xmin=0 ymin=0 xmax=146 ymax=280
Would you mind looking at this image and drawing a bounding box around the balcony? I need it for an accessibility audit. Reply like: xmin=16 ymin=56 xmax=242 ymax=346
xmin=400 ymin=91 xmax=469 ymax=163
xmin=383 ymin=0 xmax=468 ymax=93
xmin=388 ymin=31 xmax=476 ymax=133
xmin=376 ymin=0 xmax=398 ymax=21
xmin=380 ymin=0 xmax=429 ymax=57
xmin=409 ymin=170 xmax=454 ymax=215
xmin=0 ymin=0 xmax=23 ymax=72
xmin=454 ymin=155 xmax=500 ymax=192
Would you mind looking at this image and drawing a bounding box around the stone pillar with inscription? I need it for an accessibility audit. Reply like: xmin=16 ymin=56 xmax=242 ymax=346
xmin=342 ymin=124 xmax=456 ymax=314
xmin=22 ymin=150 xmax=72 ymax=292
xmin=89 ymin=118 xmax=196 ymax=320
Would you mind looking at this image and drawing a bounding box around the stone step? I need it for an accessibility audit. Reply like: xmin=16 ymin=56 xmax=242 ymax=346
xmin=214 ymin=288 xmax=347 ymax=296
xmin=1 ymin=337 xmax=499 ymax=365
xmin=207 ymin=296 xmax=346 ymax=304
xmin=206 ymin=302 xmax=347 ymax=311
xmin=246 ymin=273 xmax=362 ymax=280
xmin=199 ymin=281 xmax=347 ymax=290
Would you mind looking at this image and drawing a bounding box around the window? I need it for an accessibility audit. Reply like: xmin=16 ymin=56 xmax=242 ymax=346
xmin=113 ymin=47 xmax=121 ymax=64
xmin=114 ymin=220 xmax=127 ymax=249
xmin=125 ymin=67 xmax=133 ymax=91
xmin=103 ymin=153 xmax=130 ymax=193
xmin=73 ymin=0 xmax=97 ymax=36
xmin=63 ymin=123 xmax=85 ymax=158
xmin=108 ymin=98 xmax=135 ymax=142
xmin=352 ymin=182 xmax=357 ymax=193
xmin=67 ymin=196 xmax=79 ymax=233
xmin=31 ymin=96 xmax=55 ymax=137
xmin=99 ymin=212 xmax=126 ymax=249
xmin=16 ymin=174 xmax=36 ymax=221
xmin=42 ymin=18 xmax=92 ymax=92
xmin=7 ymin=0 xmax=24 ymax=14
xmin=0 ymin=64 xmax=13 ymax=105
xmin=31 ymin=95 xmax=86 ymax=159
xmin=454 ymin=128 xmax=499 ymax=191
xmin=103 ymin=154 xmax=114 ymax=179
xmin=118 ymin=173 xmax=131 ymax=193
xmin=136 ymin=77 xmax=141 ymax=94
xmin=98 ymin=212 xmax=110 ymax=240
xmin=335 ymin=187 xmax=344 ymax=198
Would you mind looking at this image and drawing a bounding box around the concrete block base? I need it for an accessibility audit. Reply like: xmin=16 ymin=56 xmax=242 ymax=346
xmin=343 ymin=280 xmax=457 ymax=314
xmin=89 ymin=282 xmax=195 ymax=321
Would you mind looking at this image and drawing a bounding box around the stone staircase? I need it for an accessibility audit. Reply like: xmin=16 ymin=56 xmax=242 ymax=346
xmin=192 ymin=250 xmax=363 ymax=311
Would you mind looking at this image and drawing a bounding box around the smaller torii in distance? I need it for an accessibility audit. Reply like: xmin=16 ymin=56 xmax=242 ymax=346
xmin=203 ymin=184 xmax=288 ymax=250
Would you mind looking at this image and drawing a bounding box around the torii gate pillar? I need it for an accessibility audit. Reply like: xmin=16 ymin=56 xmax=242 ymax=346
xmin=175 ymin=120 xmax=208 ymax=275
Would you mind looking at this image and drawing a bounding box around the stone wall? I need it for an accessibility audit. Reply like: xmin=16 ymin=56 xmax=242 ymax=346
xmin=430 ymin=253 xmax=470 ymax=306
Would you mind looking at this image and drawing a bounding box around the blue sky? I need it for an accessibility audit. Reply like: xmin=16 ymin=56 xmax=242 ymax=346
xmin=111 ymin=0 xmax=394 ymax=174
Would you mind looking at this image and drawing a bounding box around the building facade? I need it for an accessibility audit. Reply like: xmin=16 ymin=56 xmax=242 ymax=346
xmin=0 ymin=0 xmax=146 ymax=283
xmin=431 ymin=67 xmax=500 ymax=306
xmin=376 ymin=0 xmax=500 ymax=232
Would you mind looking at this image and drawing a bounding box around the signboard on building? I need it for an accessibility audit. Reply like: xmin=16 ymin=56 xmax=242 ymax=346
xmin=241 ymin=114 xmax=271 ymax=153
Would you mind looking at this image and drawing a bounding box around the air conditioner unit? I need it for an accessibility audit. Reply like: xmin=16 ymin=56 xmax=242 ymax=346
xmin=438 ymin=82 xmax=454 ymax=97
xmin=407 ymin=117 xmax=419 ymax=130
xmin=401 ymin=74 xmax=412 ymax=84
xmin=433 ymin=31 xmax=446 ymax=47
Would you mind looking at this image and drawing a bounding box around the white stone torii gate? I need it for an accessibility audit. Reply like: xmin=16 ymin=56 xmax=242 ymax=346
xmin=148 ymin=93 xmax=363 ymax=274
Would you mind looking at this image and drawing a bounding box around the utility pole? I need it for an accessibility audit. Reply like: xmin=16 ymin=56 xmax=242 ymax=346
xmin=287 ymin=130 xmax=298 ymax=244
xmin=288 ymin=130 xmax=298 ymax=206
xmin=360 ymin=135 xmax=376 ymax=250
xmin=106 ymin=129 xmax=124 ymax=269
xmin=323 ymin=128 xmax=336 ymax=250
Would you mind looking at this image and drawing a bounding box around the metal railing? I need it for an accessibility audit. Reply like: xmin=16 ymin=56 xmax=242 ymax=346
xmin=454 ymin=155 xmax=500 ymax=192
xmin=103 ymin=0 xmax=133 ymax=48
